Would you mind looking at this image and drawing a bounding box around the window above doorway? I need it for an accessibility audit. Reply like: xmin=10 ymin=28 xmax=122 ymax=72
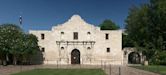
xmin=73 ymin=32 xmax=78 ymax=40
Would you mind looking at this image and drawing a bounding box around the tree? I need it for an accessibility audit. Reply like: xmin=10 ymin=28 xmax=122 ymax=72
xmin=99 ymin=20 xmax=120 ymax=30
xmin=0 ymin=24 xmax=23 ymax=65
xmin=125 ymin=0 xmax=166 ymax=64
xmin=0 ymin=24 xmax=39 ymax=65
xmin=21 ymin=34 xmax=39 ymax=64
xmin=126 ymin=5 xmax=151 ymax=57
xmin=122 ymin=33 xmax=134 ymax=48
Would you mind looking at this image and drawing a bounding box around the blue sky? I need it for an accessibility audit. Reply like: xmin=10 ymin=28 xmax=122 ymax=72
xmin=0 ymin=0 xmax=149 ymax=32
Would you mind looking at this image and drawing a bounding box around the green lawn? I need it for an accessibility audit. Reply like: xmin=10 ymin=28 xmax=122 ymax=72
xmin=11 ymin=69 xmax=106 ymax=75
xmin=131 ymin=65 xmax=166 ymax=75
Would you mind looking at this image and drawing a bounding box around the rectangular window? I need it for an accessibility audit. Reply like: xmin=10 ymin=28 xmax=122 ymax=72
xmin=41 ymin=33 xmax=45 ymax=40
xmin=107 ymin=48 xmax=110 ymax=53
xmin=73 ymin=32 xmax=78 ymax=40
xmin=41 ymin=47 xmax=45 ymax=52
xmin=105 ymin=33 xmax=109 ymax=40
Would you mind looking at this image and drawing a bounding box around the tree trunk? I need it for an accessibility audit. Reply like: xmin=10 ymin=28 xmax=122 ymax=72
xmin=2 ymin=54 xmax=7 ymax=66
xmin=2 ymin=60 xmax=7 ymax=66
xmin=22 ymin=56 xmax=27 ymax=65
xmin=13 ymin=55 xmax=17 ymax=65
xmin=28 ymin=55 xmax=31 ymax=65
xmin=0 ymin=59 xmax=2 ymax=65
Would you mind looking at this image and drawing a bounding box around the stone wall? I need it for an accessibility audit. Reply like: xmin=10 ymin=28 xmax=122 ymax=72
xmin=29 ymin=15 xmax=123 ymax=65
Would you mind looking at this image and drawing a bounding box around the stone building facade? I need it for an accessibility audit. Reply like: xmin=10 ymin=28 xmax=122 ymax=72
xmin=30 ymin=15 xmax=123 ymax=65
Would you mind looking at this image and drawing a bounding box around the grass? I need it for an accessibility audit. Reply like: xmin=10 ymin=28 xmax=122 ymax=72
xmin=131 ymin=65 xmax=166 ymax=75
xmin=11 ymin=69 xmax=106 ymax=75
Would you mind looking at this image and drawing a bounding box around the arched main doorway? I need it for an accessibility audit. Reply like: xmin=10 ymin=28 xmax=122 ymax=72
xmin=128 ymin=52 xmax=141 ymax=64
xmin=71 ymin=49 xmax=80 ymax=64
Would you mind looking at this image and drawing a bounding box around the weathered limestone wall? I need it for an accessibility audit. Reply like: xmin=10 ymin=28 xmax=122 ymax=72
xmin=29 ymin=15 xmax=123 ymax=65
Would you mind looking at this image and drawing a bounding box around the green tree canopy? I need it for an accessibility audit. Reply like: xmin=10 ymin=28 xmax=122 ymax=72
xmin=0 ymin=24 xmax=23 ymax=65
xmin=0 ymin=24 xmax=39 ymax=65
xmin=125 ymin=0 xmax=166 ymax=65
xmin=99 ymin=20 xmax=120 ymax=30
xmin=21 ymin=34 xmax=39 ymax=64
xmin=122 ymin=33 xmax=134 ymax=48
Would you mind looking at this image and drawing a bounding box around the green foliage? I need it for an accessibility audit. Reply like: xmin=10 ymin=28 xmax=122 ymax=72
xmin=0 ymin=24 xmax=39 ymax=65
xmin=99 ymin=20 xmax=119 ymax=30
xmin=0 ymin=24 xmax=23 ymax=62
xmin=150 ymin=51 xmax=166 ymax=65
xmin=126 ymin=0 xmax=166 ymax=65
xmin=21 ymin=34 xmax=39 ymax=64
xmin=122 ymin=33 xmax=134 ymax=48
xmin=22 ymin=34 xmax=39 ymax=55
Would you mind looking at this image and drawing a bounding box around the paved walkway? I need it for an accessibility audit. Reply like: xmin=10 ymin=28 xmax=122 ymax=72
xmin=104 ymin=66 xmax=159 ymax=75
xmin=0 ymin=65 xmax=159 ymax=75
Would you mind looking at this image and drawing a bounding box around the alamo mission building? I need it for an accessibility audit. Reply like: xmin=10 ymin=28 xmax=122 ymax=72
xmin=30 ymin=15 xmax=142 ymax=65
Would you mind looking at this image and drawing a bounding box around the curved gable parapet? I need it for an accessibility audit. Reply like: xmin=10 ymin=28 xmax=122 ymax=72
xmin=52 ymin=14 xmax=100 ymax=31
